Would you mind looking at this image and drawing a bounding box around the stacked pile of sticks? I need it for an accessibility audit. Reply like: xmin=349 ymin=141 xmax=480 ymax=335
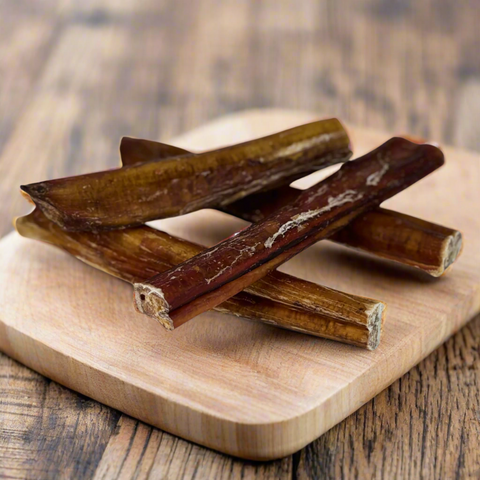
xmin=17 ymin=119 xmax=461 ymax=350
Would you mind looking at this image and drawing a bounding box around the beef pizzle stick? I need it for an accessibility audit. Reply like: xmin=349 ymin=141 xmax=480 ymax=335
xmin=120 ymin=138 xmax=462 ymax=277
xmin=16 ymin=209 xmax=385 ymax=349
xmin=223 ymin=188 xmax=462 ymax=277
xmin=20 ymin=119 xmax=351 ymax=231
xmin=134 ymin=138 xmax=444 ymax=328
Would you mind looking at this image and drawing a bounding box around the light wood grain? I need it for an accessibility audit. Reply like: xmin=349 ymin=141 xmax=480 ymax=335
xmin=1 ymin=0 xmax=480 ymax=477
xmin=0 ymin=110 xmax=478 ymax=461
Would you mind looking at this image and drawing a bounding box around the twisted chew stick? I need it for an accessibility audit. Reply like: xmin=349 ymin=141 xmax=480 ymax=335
xmin=20 ymin=119 xmax=351 ymax=231
xmin=120 ymin=138 xmax=462 ymax=277
xmin=134 ymin=138 xmax=444 ymax=328
xmin=16 ymin=209 xmax=385 ymax=349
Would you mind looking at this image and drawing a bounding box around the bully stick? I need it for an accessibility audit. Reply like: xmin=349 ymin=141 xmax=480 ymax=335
xmin=20 ymin=119 xmax=351 ymax=231
xmin=134 ymin=138 xmax=444 ymax=327
xmin=221 ymin=187 xmax=463 ymax=277
xmin=120 ymin=138 xmax=462 ymax=277
xmin=330 ymin=209 xmax=462 ymax=277
xmin=16 ymin=209 xmax=385 ymax=349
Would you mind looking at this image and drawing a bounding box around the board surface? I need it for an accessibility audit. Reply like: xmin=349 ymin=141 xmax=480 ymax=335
xmin=0 ymin=110 xmax=479 ymax=461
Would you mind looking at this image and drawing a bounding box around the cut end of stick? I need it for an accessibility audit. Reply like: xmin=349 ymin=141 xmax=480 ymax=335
xmin=133 ymin=283 xmax=174 ymax=330
xmin=440 ymin=230 xmax=463 ymax=276
xmin=365 ymin=302 xmax=386 ymax=351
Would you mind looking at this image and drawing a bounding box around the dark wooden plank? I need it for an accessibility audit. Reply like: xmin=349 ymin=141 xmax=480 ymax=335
xmin=92 ymin=417 xmax=291 ymax=480
xmin=0 ymin=354 xmax=121 ymax=480
xmin=0 ymin=0 xmax=479 ymax=478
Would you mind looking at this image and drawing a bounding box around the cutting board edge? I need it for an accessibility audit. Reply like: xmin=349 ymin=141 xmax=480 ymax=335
xmin=0 ymin=308 xmax=325 ymax=460
xmin=1 ymin=240 xmax=478 ymax=461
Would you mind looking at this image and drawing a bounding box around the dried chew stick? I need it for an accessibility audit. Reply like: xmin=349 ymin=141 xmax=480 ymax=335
xmin=330 ymin=209 xmax=462 ymax=277
xmin=16 ymin=209 xmax=385 ymax=349
xmin=134 ymin=138 xmax=444 ymax=327
xmin=222 ymin=187 xmax=463 ymax=277
xmin=120 ymin=138 xmax=462 ymax=277
xmin=20 ymin=119 xmax=351 ymax=231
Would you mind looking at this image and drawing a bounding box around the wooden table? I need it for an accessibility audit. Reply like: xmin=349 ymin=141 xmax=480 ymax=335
xmin=0 ymin=1 xmax=479 ymax=478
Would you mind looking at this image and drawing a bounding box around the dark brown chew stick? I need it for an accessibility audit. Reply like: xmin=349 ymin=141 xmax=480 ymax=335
xmin=16 ymin=209 xmax=385 ymax=349
xmin=120 ymin=138 xmax=462 ymax=277
xmin=330 ymin=209 xmax=462 ymax=277
xmin=222 ymin=188 xmax=462 ymax=277
xmin=20 ymin=119 xmax=352 ymax=231
xmin=134 ymin=138 xmax=444 ymax=327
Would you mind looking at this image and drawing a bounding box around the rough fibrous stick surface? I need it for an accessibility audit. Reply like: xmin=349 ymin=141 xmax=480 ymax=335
xmin=134 ymin=138 xmax=444 ymax=326
xmin=20 ymin=119 xmax=351 ymax=231
xmin=16 ymin=209 xmax=385 ymax=349
xmin=121 ymin=138 xmax=462 ymax=277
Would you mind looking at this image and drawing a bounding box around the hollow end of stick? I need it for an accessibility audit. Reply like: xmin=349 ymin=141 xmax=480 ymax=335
xmin=440 ymin=231 xmax=463 ymax=277
xmin=133 ymin=283 xmax=174 ymax=330
xmin=365 ymin=302 xmax=386 ymax=351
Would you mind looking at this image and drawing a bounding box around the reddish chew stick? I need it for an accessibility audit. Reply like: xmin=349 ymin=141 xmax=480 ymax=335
xmin=121 ymin=138 xmax=462 ymax=277
xmin=134 ymin=138 xmax=444 ymax=327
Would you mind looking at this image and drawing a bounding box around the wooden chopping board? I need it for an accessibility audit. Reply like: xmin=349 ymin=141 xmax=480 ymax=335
xmin=0 ymin=109 xmax=479 ymax=461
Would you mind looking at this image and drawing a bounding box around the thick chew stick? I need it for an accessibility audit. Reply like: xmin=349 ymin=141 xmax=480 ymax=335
xmin=120 ymin=138 xmax=462 ymax=276
xmin=20 ymin=119 xmax=351 ymax=231
xmin=331 ymin=209 xmax=462 ymax=276
xmin=16 ymin=209 xmax=385 ymax=349
xmin=134 ymin=138 xmax=444 ymax=326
